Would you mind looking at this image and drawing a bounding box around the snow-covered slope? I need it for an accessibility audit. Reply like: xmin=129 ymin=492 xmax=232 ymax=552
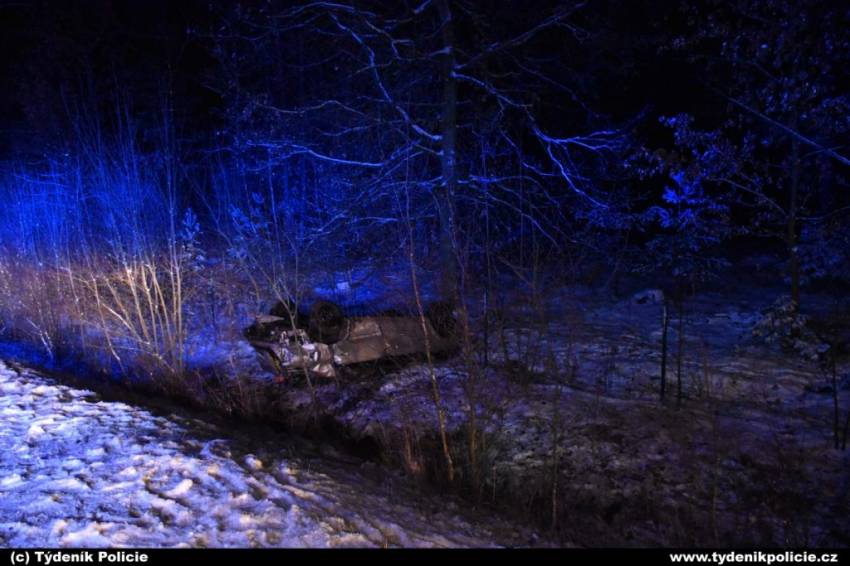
xmin=0 ymin=361 xmax=534 ymax=548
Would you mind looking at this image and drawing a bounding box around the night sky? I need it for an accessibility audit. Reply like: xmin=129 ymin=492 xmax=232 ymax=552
xmin=0 ymin=1 xmax=717 ymax=156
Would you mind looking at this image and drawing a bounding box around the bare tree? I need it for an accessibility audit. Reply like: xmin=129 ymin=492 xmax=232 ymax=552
xmin=208 ymin=0 xmax=623 ymax=300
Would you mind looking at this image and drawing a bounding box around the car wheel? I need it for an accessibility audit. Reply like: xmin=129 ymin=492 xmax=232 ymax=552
xmin=308 ymin=300 xmax=345 ymax=343
xmin=426 ymin=301 xmax=457 ymax=339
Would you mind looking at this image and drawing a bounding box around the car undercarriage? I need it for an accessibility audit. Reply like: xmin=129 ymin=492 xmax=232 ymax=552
xmin=245 ymin=300 xmax=458 ymax=379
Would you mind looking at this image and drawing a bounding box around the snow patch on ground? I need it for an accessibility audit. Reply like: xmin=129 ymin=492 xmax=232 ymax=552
xmin=0 ymin=362 xmax=535 ymax=548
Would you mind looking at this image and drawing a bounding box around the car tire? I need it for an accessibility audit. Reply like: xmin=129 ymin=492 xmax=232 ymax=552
xmin=426 ymin=301 xmax=457 ymax=339
xmin=308 ymin=300 xmax=345 ymax=344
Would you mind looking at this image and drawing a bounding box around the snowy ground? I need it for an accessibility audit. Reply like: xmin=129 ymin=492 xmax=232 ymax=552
xmin=0 ymin=361 xmax=539 ymax=548
xmin=264 ymin=285 xmax=850 ymax=546
xmin=3 ymin=272 xmax=848 ymax=547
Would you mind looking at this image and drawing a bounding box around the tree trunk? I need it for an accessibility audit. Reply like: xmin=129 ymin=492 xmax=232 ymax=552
xmin=660 ymin=302 xmax=669 ymax=401
xmin=676 ymin=296 xmax=684 ymax=408
xmin=831 ymin=349 xmax=840 ymax=449
xmin=787 ymin=127 xmax=801 ymax=310
xmin=436 ymin=0 xmax=458 ymax=303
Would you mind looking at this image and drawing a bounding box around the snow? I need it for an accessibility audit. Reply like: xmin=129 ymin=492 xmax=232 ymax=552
xmin=0 ymin=361 xmax=535 ymax=548
xmin=260 ymin=285 xmax=849 ymax=546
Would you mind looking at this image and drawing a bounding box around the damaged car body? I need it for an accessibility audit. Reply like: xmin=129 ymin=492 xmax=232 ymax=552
xmin=245 ymin=300 xmax=458 ymax=379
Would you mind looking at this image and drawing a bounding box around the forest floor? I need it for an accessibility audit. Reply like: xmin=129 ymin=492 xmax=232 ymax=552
xmin=221 ymin=280 xmax=850 ymax=547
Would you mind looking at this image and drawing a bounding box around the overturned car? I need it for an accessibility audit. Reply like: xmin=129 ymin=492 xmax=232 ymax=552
xmin=244 ymin=300 xmax=458 ymax=379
